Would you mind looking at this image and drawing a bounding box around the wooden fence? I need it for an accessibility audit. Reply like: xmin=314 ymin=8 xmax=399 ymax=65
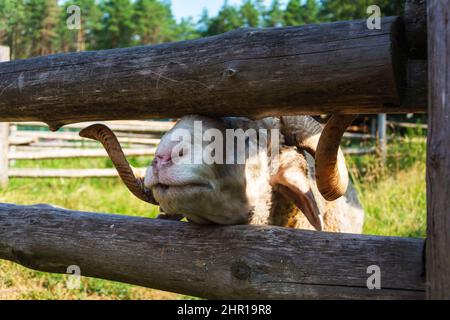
xmin=0 ymin=120 xmax=174 ymax=180
xmin=0 ymin=0 xmax=447 ymax=300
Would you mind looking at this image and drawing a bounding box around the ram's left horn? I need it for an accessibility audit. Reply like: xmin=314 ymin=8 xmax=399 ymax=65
xmin=79 ymin=124 xmax=157 ymax=205
xmin=281 ymin=115 xmax=357 ymax=202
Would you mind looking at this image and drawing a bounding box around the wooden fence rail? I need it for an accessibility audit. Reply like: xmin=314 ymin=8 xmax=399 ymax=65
xmin=7 ymin=168 xmax=146 ymax=178
xmin=8 ymin=148 xmax=156 ymax=160
xmin=426 ymin=0 xmax=450 ymax=299
xmin=0 ymin=204 xmax=425 ymax=300
xmin=14 ymin=131 xmax=161 ymax=146
xmin=0 ymin=16 xmax=427 ymax=126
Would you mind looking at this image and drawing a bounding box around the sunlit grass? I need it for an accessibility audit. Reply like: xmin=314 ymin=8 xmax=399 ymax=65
xmin=0 ymin=156 xmax=186 ymax=300
xmin=347 ymin=128 xmax=427 ymax=238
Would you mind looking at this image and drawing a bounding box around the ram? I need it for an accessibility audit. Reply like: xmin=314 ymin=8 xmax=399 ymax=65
xmin=80 ymin=115 xmax=364 ymax=233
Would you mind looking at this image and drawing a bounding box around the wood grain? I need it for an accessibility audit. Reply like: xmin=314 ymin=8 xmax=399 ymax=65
xmin=0 ymin=46 xmax=10 ymax=187
xmin=426 ymin=0 xmax=450 ymax=300
xmin=0 ymin=203 xmax=425 ymax=299
xmin=404 ymin=0 xmax=427 ymax=59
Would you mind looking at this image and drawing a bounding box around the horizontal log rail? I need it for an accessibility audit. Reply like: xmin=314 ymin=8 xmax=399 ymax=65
xmin=8 ymin=147 xmax=155 ymax=160
xmin=0 ymin=204 xmax=425 ymax=300
xmin=0 ymin=16 xmax=426 ymax=126
xmin=9 ymin=136 xmax=37 ymax=146
xmin=387 ymin=121 xmax=427 ymax=129
xmin=14 ymin=131 xmax=161 ymax=146
xmin=7 ymin=168 xmax=146 ymax=178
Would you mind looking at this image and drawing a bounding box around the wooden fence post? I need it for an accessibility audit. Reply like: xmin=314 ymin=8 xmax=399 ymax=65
xmin=377 ymin=114 xmax=387 ymax=163
xmin=426 ymin=0 xmax=450 ymax=299
xmin=0 ymin=46 xmax=10 ymax=188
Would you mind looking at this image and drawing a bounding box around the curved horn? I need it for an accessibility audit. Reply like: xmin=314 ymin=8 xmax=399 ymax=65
xmin=281 ymin=115 xmax=356 ymax=201
xmin=315 ymin=115 xmax=357 ymax=201
xmin=79 ymin=124 xmax=157 ymax=205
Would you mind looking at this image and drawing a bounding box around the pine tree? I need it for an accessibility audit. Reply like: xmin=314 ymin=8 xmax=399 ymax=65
xmin=60 ymin=0 xmax=102 ymax=52
xmin=175 ymin=17 xmax=201 ymax=41
xmin=264 ymin=0 xmax=284 ymax=27
xmin=133 ymin=0 xmax=176 ymax=45
xmin=301 ymin=0 xmax=321 ymax=24
xmin=284 ymin=0 xmax=302 ymax=26
xmin=26 ymin=0 xmax=61 ymax=57
xmin=97 ymin=0 xmax=134 ymax=49
xmin=0 ymin=0 xmax=27 ymax=59
xmin=239 ymin=0 xmax=260 ymax=27
xmin=321 ymin=0 xmax=403 ymax=21
xmin=203 ymin=1 xmax=242 ymax=36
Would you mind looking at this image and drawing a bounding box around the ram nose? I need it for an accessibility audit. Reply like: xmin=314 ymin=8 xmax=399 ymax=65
xmin=152 ymin=152 xmax=173 ymax=172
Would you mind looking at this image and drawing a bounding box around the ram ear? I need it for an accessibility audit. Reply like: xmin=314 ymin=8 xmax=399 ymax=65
xmin=270 ymin=150 xmax=323 ymax=231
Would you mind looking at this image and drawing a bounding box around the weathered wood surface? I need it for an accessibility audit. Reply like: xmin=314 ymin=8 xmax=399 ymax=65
xmin=426 ymin=0 xmax=450 ymax=300
xmin=377 ymin=114 xmax=387 ymax=162
xmin=0 ymin=203 xmax=425 ymax=299
xmin=8 ymin=147 xmax=155 ymax=160
xmin=0 ymin=17 xmax=426 ymax=125
xmin=404 ymin=0 xmax=427 ymax=59
xmin=0 ymin=46 xmax=10 ymax=187
xmin=0 ymin=124 xmax=8 ymax=187
xmin=7 ymin=168 xmax=145 ymax=178
xmin=403 ymin=59 xmax=428 ymax=108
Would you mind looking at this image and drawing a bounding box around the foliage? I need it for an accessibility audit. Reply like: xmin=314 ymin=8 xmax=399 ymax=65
xmin=1 ymin=0 xmax=407 ymax=58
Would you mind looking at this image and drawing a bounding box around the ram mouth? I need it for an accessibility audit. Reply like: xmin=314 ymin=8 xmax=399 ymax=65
xmin=154 ymin=183 xmax=212 ymax=192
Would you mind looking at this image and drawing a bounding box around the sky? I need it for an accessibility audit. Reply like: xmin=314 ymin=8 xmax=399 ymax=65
xmin=171 ymin=0 xmax=275 ymax=21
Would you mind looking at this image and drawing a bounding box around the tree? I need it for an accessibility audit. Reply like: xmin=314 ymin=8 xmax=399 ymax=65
xmin=175 ymin=17 xmax=201 ymax=41
xmin=264 ymin=0 xmax=284 ymax=27
xmin=321 ymin=0 xmax=404 ymax=21
xmin=0 ymin=0 xmax=27 ymax=59
xmin=97 ymin=0 xmax=134 ymax=49
xmin=26 ymin=0 xmax=61 ymax=57
xmin=239 ymin=0 xmax=261 ymax=27
xmin=284 ymin=0 xmax=302 ymax=26
xmin=301 ymin=0 xmax=321 ymax=24
xmin=60 ymin=0 xmax=102 ymax=52
xmin=133 ymin=0 xmax=176 ymax=45
xmin=202 ymin=1 xmax=243 ymax=36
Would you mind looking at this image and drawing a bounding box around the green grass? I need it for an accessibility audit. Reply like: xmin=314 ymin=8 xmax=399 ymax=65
xmin=0 ymin=130 xmax=427 ymax=299
xmin=347 ymin=128 xmax=427 ymax=237
xmin=0 ymin=157 xmax=187 ymax=300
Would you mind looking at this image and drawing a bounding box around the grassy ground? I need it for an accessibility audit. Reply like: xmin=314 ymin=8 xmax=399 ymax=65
xmin=0 ymin=130 xmax=427 ymax=299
